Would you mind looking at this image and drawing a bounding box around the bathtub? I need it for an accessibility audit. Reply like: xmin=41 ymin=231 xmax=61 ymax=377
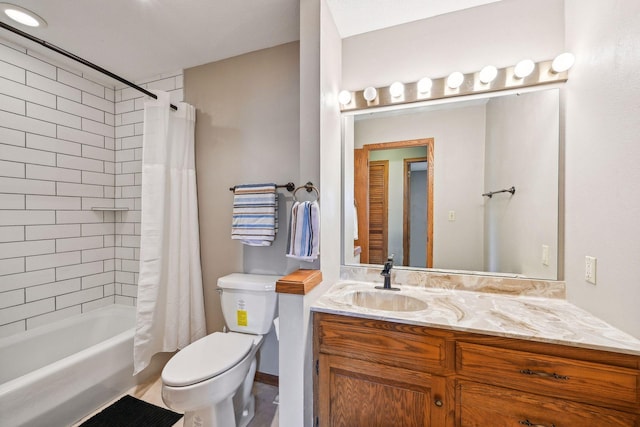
xmin=0 ymin=304 xmax=158 ymax=427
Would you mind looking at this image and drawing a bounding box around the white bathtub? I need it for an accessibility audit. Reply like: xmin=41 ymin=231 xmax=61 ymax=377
xmin=0 ymin=305 xmax=153 ymax=427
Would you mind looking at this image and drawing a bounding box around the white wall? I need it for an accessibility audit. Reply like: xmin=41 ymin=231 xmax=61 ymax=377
xmin=563 ymin=0 xmax=640 ymax=338
xmin=484 ymin=90 xmax=559 ymax=279
xmin=354 ymin=106 xmax=487 ymax=271
xmin=276 ymin=1 xmax=342 ymax=426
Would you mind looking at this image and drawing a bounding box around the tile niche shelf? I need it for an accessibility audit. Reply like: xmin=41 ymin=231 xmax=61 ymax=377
xmin=91 ymin=207 xmax=130 ymax=211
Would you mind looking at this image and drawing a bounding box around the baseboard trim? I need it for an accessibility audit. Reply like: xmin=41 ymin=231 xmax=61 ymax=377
xmin=255 ymin=371 xmax=279 ymax=387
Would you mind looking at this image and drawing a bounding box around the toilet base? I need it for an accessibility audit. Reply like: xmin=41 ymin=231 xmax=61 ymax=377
xmin=236 ymin=394 xmax=255 ymax=427
xmin=182 ymin=395 xmax=232 ymax=427
xmin=180 ymin=393 xmax=255 ymax=427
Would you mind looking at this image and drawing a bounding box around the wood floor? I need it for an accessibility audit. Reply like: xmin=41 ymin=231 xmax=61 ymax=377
xmin=73 ymin=375 xmax=279 ymax=427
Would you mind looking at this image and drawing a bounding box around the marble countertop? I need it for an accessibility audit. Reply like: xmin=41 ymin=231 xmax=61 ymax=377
xmin=311 ymin=280 xmax=640 ymax=356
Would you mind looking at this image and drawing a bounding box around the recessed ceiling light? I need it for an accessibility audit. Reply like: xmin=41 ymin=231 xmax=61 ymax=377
xmin=1 ymin=3 xmax=47 ymax=28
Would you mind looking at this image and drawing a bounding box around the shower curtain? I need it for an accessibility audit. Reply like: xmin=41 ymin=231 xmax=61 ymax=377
xmin=133 ymin=91 xmax=206 ymax=375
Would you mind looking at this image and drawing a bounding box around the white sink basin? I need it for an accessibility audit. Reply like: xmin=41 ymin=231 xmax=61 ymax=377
xmin=348 ymin=290 xmax=428 ymax=312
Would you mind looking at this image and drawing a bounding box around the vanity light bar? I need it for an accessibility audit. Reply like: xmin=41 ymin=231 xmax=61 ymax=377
xmin=339 ymin=57 xmax=570 ymax=112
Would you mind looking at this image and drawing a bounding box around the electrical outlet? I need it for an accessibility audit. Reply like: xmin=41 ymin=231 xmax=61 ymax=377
xmin=585 ymin=256 xmax=597 ymax=284
xmin=448 ymin=210 xmax=456 ymax=221
xmin=542 ymin=245 xmax=549 ymax=266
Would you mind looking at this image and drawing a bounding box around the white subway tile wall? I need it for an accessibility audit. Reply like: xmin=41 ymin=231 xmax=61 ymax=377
xmin=0 ymin=40 xmax=184 ymax=337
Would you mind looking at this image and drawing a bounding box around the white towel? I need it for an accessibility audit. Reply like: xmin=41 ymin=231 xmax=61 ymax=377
xmin=231 ymin=183 xmax=278 ymax=246
xmin=286 ymin=200 xmax=320 ymax=261
xmin=353 ymin=201 xmax=359 ymax=241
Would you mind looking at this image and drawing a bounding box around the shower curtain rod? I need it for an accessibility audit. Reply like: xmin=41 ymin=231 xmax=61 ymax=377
xmin=0 ymin=21 xmax=178 ymax=111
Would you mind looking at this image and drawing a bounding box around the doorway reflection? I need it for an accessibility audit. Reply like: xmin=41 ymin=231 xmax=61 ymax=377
xmin=354 ymin=138 xmax=434 ymax=267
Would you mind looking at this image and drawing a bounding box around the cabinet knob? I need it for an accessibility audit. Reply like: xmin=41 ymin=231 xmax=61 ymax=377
xmin=434 ymin=399 xmax=443 ymax=407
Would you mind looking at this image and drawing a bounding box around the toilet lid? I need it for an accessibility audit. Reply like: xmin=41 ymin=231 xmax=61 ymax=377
xmin=162 ymin=332 xmax=255 ymax=387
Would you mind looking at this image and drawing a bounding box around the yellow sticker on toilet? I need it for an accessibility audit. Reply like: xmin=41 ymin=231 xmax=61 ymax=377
xmin=237 ymin=310 xmax=248 ymax=326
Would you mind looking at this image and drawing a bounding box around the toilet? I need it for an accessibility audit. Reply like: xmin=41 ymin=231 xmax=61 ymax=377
xmin=161 ymin=273 xmax=280 ymax=427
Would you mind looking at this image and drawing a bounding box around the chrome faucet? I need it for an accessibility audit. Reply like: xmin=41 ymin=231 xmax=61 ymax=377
xmin=376 ymin=255 xmax=399 ymax=291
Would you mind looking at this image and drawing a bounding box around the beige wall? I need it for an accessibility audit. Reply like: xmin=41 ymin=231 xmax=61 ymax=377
xmin=184 ymin=41 xmax=301 ymax=374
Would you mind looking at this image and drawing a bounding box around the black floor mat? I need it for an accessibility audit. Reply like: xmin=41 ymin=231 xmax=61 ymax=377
xmin=79 ymin=394 xmax=183 ymax=427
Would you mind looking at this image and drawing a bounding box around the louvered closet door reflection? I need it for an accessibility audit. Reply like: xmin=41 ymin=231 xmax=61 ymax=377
xmin=368 ymin=160 xmax=388 ymax=265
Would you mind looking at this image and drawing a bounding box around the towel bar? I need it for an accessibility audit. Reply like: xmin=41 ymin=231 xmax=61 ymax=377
xmin=229 ymin=182 xmax=295 ymax=192
xmin=482 ymin=186 xmax=516 ymax=198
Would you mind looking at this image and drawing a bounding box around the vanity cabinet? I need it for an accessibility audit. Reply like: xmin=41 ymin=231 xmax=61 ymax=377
xmin=314 ymin=312 xmax=455 ymax=426
xmin=313 ymin=312 xmax=640 ymax=427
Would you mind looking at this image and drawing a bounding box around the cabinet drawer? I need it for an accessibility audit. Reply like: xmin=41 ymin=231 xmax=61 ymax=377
xmin=456 ymin=342 xmax=640 ymax=410
xmin=458 ymin=381 xmax=638 ymax=427
xmin=316 ymin=314 xmax=450 ymax=373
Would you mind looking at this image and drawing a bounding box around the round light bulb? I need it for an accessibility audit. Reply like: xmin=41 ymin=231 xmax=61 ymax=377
xmin=514 ymin=59 xmax=535 ymax=79
xmin=389 ymin=81 xmax=404 ymax=98
xmin=2 ymin=5 xmax=47 ymax=27
xmin=551 ymin=52 xmax=575 ymax=73
xmin=363 ymin=86 xmax=377 ymax=102
xmin=447 ymin=72 xmax=464 ymax=89
xmin=479 ymin=65 xmax=498 ymax=84
xmin=417 ymin=77 xmax=433 ymax=94
xmin=338 ymin=90 xmax=352 ymax=105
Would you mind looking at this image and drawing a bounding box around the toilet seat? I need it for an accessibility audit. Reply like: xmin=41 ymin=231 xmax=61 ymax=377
xmin=162 ymin=332 xmax=255 ymax=387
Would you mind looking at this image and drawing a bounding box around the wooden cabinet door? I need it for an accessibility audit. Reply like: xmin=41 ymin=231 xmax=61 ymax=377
xmin=317 ymin=353 xmax=451 ymax=427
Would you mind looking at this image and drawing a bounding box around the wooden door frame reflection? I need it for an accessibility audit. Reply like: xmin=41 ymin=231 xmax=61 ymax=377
xmin=354 ymin=138 xmax=434 ymax=267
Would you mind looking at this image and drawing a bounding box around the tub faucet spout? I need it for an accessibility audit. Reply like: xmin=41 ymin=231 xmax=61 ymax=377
xmin=376 ymin=255 xmax=399 ymax=291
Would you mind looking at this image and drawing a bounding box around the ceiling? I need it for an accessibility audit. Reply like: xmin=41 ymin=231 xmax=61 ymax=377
xmin=0 ymin=0 xmax=501 ymax=85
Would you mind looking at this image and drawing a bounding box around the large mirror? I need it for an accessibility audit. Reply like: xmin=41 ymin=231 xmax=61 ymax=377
xmin=343 ymin=88 xmax=560 ymax=280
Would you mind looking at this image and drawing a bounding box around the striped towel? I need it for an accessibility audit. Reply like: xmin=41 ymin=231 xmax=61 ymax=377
xmin=286 ymin=200 xmax=320 ymax=261
xmin=231 ymin=183 xmax=278 ymax=246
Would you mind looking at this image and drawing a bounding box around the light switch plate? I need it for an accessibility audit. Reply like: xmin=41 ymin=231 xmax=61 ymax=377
xmin=585 ymin=256 xmax=597 ymax=284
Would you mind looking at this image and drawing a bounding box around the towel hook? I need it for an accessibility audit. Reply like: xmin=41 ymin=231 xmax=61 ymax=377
xmin=293 ymin=182 xmax=319 ymax=202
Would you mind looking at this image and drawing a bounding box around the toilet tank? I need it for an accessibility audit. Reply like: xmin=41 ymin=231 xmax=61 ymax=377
xmin=217 ymin=273 xmax=280 ymax=335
